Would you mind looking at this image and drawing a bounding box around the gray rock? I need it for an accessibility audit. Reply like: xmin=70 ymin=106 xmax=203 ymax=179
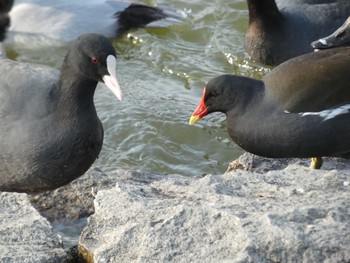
xmin=28 ymin=167 xmax=169 ymax=222
xmin=0 ymin=192 xmax=68 ymax=262
xmin=28 ymin=167 xmax=117 ymax=222
xmin=2 ymin=154 xmax=349 ymax=262
xmin=79 ymin=166 xmax=350 ymax=262
xmin=227 ymin=152 xmax=350 ymax=173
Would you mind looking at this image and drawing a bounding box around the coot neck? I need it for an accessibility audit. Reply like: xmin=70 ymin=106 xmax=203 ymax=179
xmin=50 ymin=59 xmax=99 ymax=117
xmin=247 ymin=0 xmax=283 ymax=25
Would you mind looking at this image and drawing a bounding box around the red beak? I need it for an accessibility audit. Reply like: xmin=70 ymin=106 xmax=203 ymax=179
xmin=189 ymin=87 xmax=208 ymax=125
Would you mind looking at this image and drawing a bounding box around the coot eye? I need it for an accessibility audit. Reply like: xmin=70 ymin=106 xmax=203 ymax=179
xmin=91 ymin=58 xmax=100 ymax=64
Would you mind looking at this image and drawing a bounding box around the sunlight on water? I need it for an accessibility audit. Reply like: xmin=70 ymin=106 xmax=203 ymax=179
xmin=6 ymin=0 xmax=271 ymax=177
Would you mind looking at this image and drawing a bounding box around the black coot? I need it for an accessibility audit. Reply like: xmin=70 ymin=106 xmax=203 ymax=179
xmin=0 ymin=33 xmax=122 ymax=193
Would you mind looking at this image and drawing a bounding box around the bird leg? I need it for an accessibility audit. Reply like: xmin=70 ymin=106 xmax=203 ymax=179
xmin=310 ymin=157 xmax=323 ymax=169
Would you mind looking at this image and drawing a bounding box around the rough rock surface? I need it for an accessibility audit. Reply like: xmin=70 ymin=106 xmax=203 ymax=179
xmin=0 ymin=192 xmax=68 ymax=262
xmin=79 ymin=162 xmax=350 ymax=262
xmin=1 ymin=154 xmax=350 ymax=262
xmin=28 ymin=154 xmax=350 ymax=223
xmin=28 ymin=167 xmax=119 ymax=222
xmin=226 ymin=153 xmax=350 ymax=173
xmin=28 ymin=167 xmax=171 ymax=222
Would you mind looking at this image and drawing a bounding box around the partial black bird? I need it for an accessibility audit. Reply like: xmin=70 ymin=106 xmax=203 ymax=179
xmin=245 ymin=0 xmax=350 ymax=65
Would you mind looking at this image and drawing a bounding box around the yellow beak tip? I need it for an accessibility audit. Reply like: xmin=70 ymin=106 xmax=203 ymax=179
xmin=189 ymin=116 xmax=201 ymax=125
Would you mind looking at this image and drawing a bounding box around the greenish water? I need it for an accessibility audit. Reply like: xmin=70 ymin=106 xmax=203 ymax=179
xmin=7 ymin=0 xmax=271 ymax=177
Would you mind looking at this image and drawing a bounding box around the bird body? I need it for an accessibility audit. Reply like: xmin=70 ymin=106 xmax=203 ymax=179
xmin=9 ymin=0 xmax=183 ymax=43
xmin=262 ymin=47 xmax=350 ymax=112
xmin=10 ymin=1 xmax=115 ymax=42
xmin=224 ymin=89 xmax=350 ymax=159
xmin=245 ymin=0 xmax=350 ymax=65
xmin=0 ymin=33 xmax=121 ymax=193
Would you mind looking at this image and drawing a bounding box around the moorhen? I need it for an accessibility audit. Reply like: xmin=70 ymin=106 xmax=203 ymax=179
xmin=190 ymin=46 xmax=350 ymax=168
